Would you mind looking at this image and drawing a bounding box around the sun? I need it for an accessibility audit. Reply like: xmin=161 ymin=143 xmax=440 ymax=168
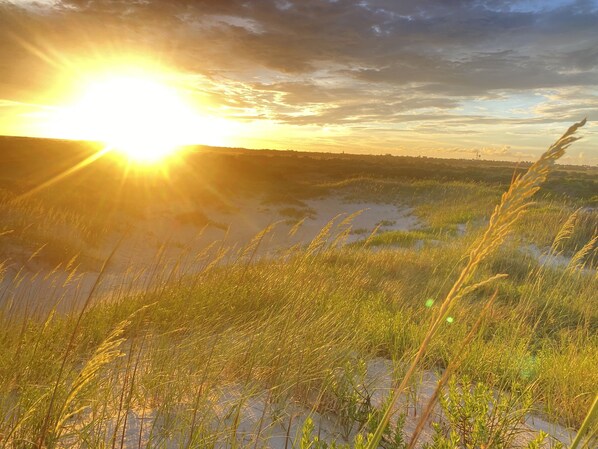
xmin=65 ymin=74 xmax=199 ymax=163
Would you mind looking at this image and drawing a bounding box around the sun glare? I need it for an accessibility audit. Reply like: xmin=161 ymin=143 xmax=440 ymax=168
xmin=60 ymin=74 xmax=200 ymax=163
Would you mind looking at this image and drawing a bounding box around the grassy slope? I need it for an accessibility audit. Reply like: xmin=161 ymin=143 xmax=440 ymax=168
xmin=0 ymin=137 xmax=596 ymax=447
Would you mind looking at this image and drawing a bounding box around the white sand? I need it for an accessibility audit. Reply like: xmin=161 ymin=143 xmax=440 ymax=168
xmin=1 ymin=193 xmax=419 ymax=314
xmin=102 ymin=358 xmax=574 ymax=449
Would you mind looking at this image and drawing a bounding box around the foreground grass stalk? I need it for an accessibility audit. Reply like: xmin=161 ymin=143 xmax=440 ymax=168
xmin=36 ymin=233 xmax=126 ymax=448
xmin=407 ymin=290 xmax=499 ymax=449
xmin=570 ymin=393 xmax=598 ymax=449
xmin=365 ymin=119 xmax=587 ymax=449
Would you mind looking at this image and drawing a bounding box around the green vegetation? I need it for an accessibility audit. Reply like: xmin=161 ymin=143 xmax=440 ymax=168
xmin=360 ymin=230 xmax=431 ymax=248
xmin=0 ymin=126 xmax=596 ymax=448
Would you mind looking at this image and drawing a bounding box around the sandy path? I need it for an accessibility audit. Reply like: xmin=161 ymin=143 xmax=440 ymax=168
xmin=1 ymin=193 xmax=418 ymax=314
xmin=97 ymin=358 xmax=574 ymax=449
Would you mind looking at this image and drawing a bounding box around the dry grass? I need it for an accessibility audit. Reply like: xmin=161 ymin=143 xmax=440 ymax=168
xmin=0 ymin=121 xmax=596 ymax=448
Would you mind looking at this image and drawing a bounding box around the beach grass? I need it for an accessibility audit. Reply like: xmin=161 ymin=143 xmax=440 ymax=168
xmin=0 ymin=124 xmax=596 ymax=448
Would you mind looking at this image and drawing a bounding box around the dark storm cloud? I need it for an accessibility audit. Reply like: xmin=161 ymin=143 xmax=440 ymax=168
xmin=1 ymin=0 xmax=597 ymax=128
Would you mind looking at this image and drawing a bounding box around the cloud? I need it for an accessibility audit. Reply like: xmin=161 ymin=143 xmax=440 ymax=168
xmin=0 ymin=0 xmax=597 ymax=162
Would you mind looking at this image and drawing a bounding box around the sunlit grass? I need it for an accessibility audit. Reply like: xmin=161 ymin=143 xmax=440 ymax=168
xmin=1 ymin=236 xmax=595 ymax=446
xmin=0 ymin=122 xmax=596 ymax=448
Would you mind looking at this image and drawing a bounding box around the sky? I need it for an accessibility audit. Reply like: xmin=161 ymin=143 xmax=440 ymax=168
xmin=1 ymin=0 xmax=597 ymax=164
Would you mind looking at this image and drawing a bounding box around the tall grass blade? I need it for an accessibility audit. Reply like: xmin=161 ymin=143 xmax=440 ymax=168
xmin=364 ymin=119 xmax=586 ymax=449
xmin=569 ymin=393 xmax=598 ymax=449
